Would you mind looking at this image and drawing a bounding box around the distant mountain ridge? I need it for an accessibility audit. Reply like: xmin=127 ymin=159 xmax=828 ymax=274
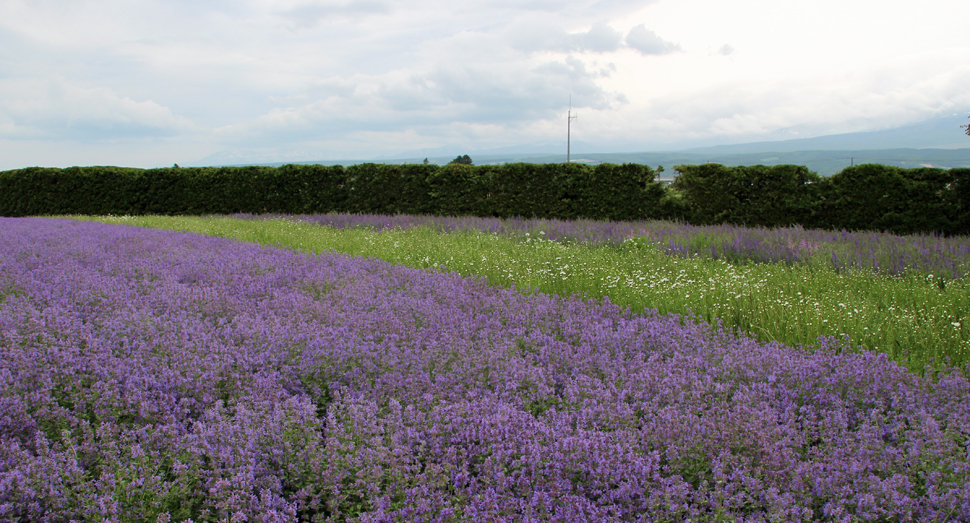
xmin=191 ymin=113 xmax=970 ymax=175
xmin=682 ymin=114 xmax=970 ymax=154
xmin=193 ymin=148 xmax=970 ymax=177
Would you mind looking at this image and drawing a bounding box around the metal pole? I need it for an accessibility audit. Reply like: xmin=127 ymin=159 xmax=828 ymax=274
xmin=567 ymin=96 xmax=577 ymax=163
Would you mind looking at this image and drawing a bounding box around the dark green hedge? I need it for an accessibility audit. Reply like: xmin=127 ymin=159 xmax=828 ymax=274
xmin=0 ymin=165 xmax=349 ymax=216
xmin=671 ymin=164 xmax=820 ymax=228
xmin=672 ymin=163 xmax=969 ymax=236
xmin=2 ymin=162 xmax=968 ymax=236
xmin=0 ymin=163 xmax=666 ymax=223
xmin=812 ymin=164 xmax=966 ymax=236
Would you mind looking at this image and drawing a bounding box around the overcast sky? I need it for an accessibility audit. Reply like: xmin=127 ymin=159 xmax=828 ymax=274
xmin=1 ymin=0 xmax=969 ymax=169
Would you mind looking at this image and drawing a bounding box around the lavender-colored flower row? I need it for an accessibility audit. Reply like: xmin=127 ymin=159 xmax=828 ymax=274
xmin=2 ymin=218 xmax=969 ymax=522
xmin=248 ymin=212 xmax=970 ymax=279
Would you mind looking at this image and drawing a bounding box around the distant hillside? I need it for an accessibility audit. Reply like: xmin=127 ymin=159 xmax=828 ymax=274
xmin=682 ymin=114 xmax=970 ymax=153
xmin=538 ymin=148 xmax=970 ymax=176
xmin=216 ymin=148 xmax=969 ymax=177
xmin=192 ymin=114 xmax=970 ymax=176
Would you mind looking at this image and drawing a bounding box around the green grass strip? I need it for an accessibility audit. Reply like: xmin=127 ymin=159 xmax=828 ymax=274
xmin=71 ymin=215 xmax=970 ymax=373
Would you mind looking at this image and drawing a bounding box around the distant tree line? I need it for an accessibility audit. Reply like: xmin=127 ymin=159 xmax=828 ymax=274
xmin=2 ymin=162 xmax=970 ymax=236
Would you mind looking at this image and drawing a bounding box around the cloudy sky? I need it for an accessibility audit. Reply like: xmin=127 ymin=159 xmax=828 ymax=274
xmin=1 ymin=0 xmax=969 ymax=169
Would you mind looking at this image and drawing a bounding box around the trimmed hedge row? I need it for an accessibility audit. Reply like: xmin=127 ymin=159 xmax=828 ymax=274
xmin=3 ymin=162 xmax=970 ymax=235
xmin=671 ymin=164 xmax=820 ymax=228
xmin=815 ymin=164 xmax=968 ymax=236
xmin=0 ymin=163 xmax=668 ymax=223
xmin=672 ymin=163 xmax=970 ymax=236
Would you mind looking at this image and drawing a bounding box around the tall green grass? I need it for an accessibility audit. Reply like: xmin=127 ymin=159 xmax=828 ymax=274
xmin=73 ymin=215 xmax=969 ymax=373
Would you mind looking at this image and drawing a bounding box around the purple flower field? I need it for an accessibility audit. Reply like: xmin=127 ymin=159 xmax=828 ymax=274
xmin=256 ymin=213 xmax=970 ymax=280
xmin=2 ymin=218 xmax=969 ymax=522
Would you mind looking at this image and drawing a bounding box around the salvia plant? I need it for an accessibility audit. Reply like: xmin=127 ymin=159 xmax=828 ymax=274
xmin=1 ymin=218 xmax=969 ymax=521
xmin=75 ymin=214 xmax=970 ymax=378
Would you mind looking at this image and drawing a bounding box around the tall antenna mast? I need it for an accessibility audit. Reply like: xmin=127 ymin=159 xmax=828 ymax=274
xmin=567 ymin=95 xmax=578 ymax=163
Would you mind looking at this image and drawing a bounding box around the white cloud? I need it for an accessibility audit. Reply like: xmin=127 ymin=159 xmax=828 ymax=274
xmin=510 ymin=21 xmax=624 ymax=54
xmin=0 ymin=77 xmax=198 ymax=140
xmin=585 ymin=52 xmax=970 ymax=149
xmin=213 ymin=52 xmax=626 ymax=147
xmin=272 ymin=0 xmax=393 ymax=28
xmin=0 ymin=0 xmax=969 ymax=168
xmin=625 ymin=24 xmax=680 ymax=55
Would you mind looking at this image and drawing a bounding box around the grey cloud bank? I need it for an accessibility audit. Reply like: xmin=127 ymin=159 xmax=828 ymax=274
xmin=0 ymin=0 xmax=968 ymax=169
